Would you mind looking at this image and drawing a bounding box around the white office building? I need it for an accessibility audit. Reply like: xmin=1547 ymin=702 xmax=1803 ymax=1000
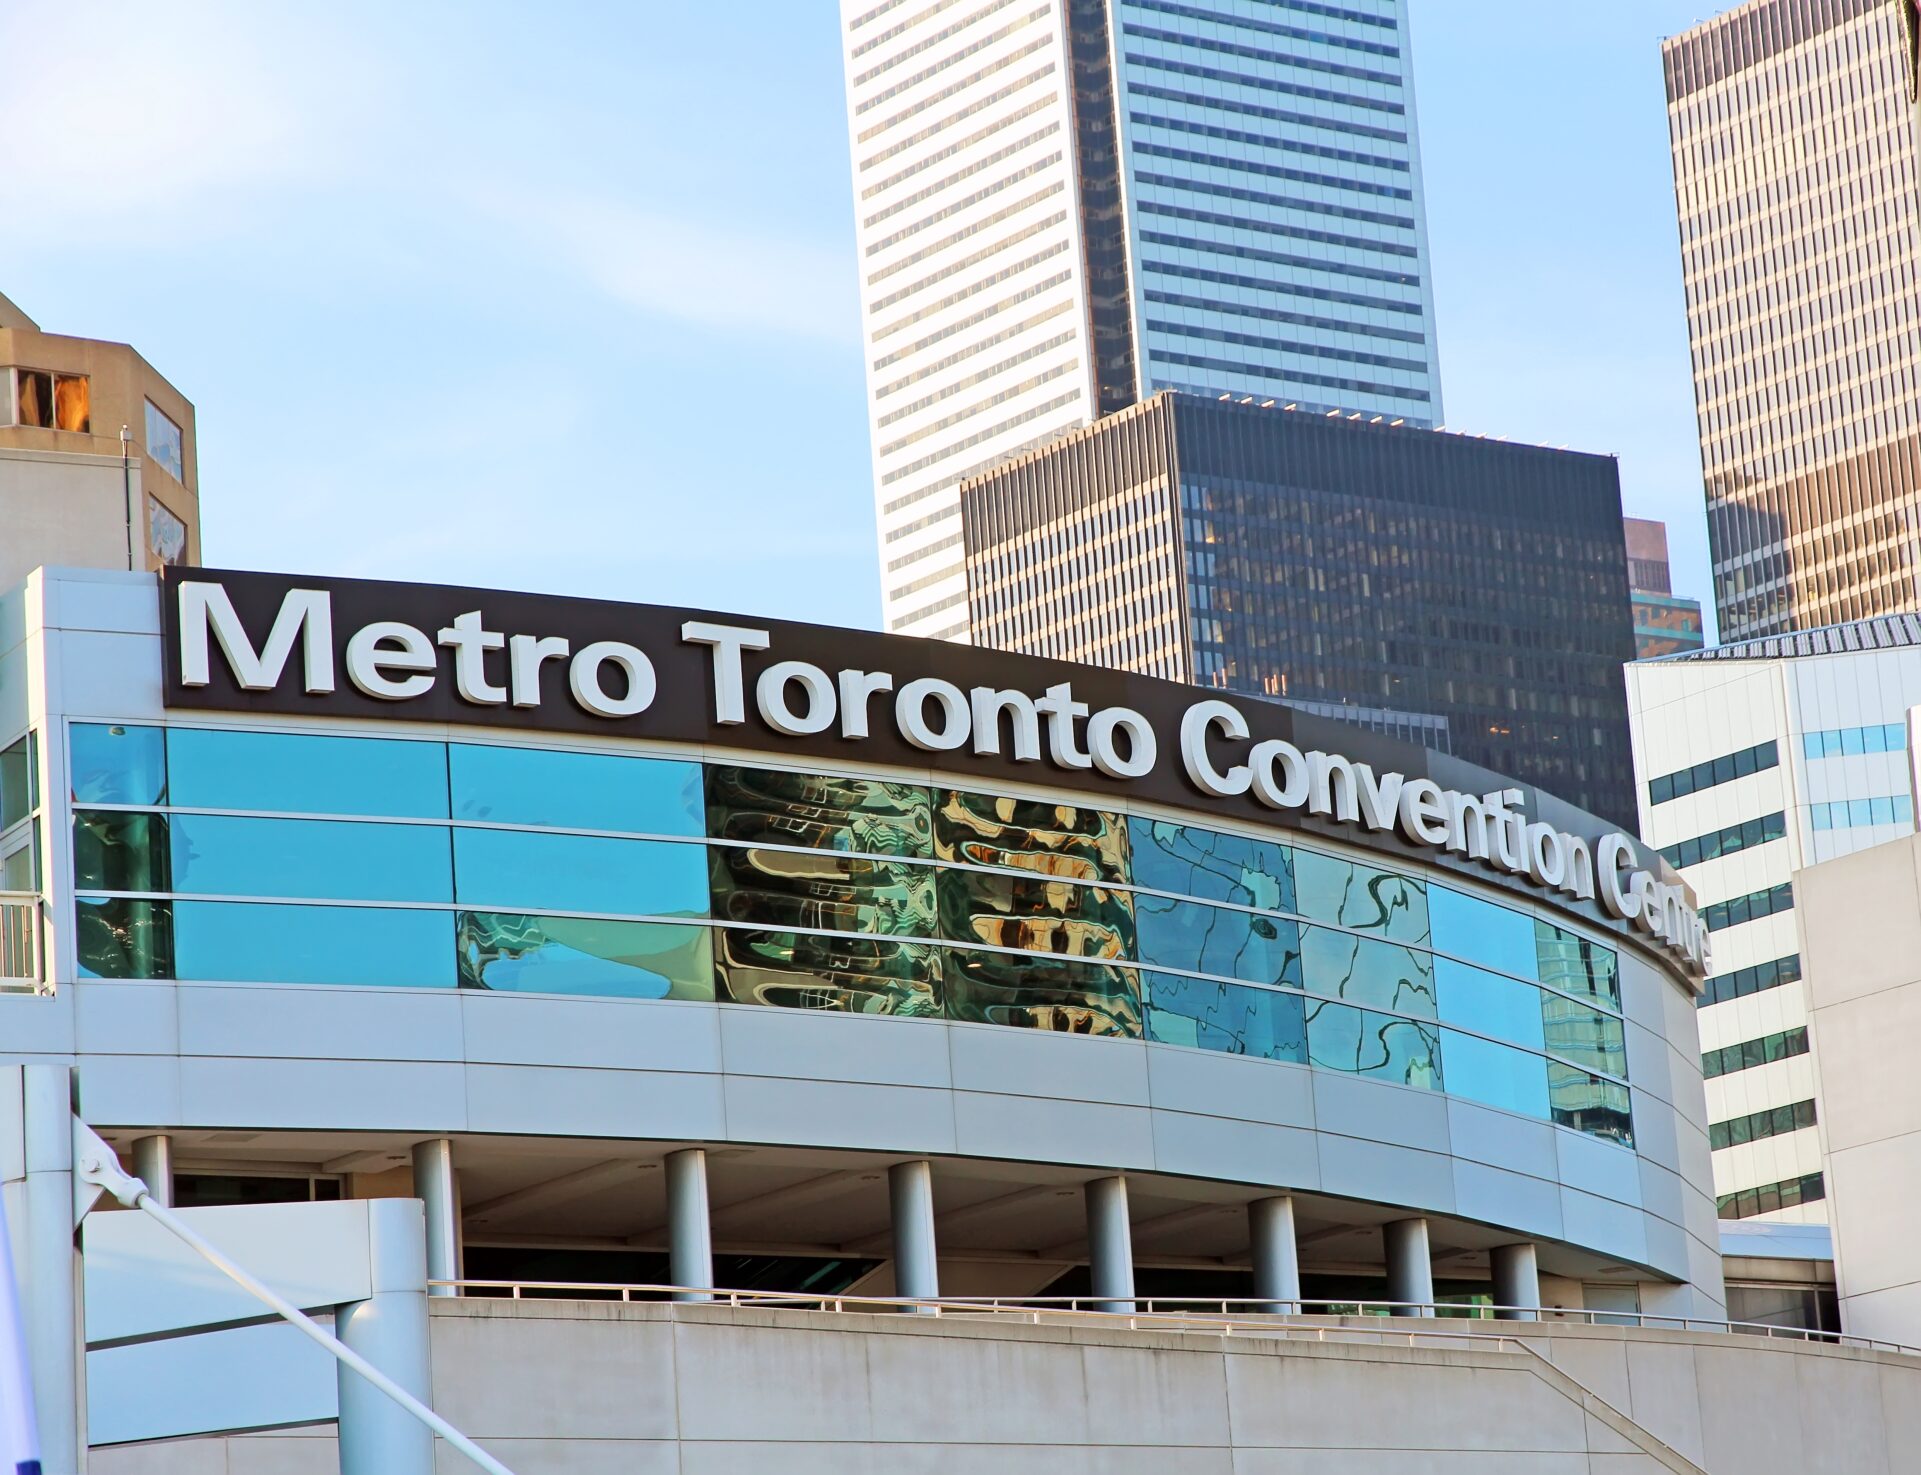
xmin=1626 ymin=615 xmax=1921 ymax=1242
xmin=838 ymin=0 xmax=1445 ymax=638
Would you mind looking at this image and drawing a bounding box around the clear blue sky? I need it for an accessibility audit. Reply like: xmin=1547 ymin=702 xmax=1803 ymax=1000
xmin=0 ymin=0 xmax=1722 ymax=637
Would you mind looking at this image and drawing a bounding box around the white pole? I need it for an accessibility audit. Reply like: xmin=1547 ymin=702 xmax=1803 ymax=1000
xmin=0 ymin=1192 xmax=40 ymax=1475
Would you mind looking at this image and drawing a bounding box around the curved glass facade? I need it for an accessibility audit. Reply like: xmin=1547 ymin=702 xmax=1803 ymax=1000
xmin=69 ymin=723 xmax=1633 ymax=1143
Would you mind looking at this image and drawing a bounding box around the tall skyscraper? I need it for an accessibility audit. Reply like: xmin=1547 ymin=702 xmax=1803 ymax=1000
xmin=840 ymin=0 xmax=1443 ymax=638
xmin=960 ymin=392 xmax=1641 ymax=824
xmin=1662 ymin=0 xmax=1921 ymax=642
xmin=1625 ymin=517 xmax=1706 ymax=659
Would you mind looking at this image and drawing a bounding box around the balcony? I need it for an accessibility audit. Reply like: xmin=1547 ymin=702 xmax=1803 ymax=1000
xmin=1 ymin=891 xmax=40 ymax=988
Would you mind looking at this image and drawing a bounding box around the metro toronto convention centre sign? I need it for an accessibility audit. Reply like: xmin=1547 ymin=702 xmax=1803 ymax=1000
xmin=160 ymin=570 xmax=1708 ymax=975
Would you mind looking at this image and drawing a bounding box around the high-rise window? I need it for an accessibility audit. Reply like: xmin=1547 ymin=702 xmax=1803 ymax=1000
xmin=144 ymin=400 xmax=184 ymax=482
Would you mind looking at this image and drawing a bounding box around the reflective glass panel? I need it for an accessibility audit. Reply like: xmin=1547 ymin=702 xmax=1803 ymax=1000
xmin=1305 ymin=1000 xmax=1441 ymax=1089
xmin=73 ymin=811 xmax=171 ymax=894
xmin=1435 ymin=958 xmax=1545 ymax=1051
xmin=70 ymin=724 xmax=166 ymax=806
xmin=457 ymin=912 xmax=712 ymax=1000
xmin=76 ymin=897 xmax=172 ymax=979
xmin=451 ymin=744 xmax=701 ymax=835
xmin=1299 ymin=927 xmax=1435 ymax=1017
xmin=938 ymin=867 xmax=1133 ymax=958
xmin=173 ymin=901 xmax=454 ymax=987
xmin=1541 ymin=993 xmax=1628 ymax=1078
xmin=1143 ymin=972 xmax=1306 ymax=1060
xmin=0 ymin=836 xmax=33 ymax=892
xmin=169 ymin=729 xmax=449 ymax=819
xmin=145 ymin=400 xmax=185 ymax=481
xmin=171 ymin=815 xmax=452 ymax=903
xmin=1439 ymin=1029 xmax=1549 ymax=1118
xmin=452 ymin=829 xmax=707 ymax=917
xmin=1135 ymin=894 xmax=1300 ymax=987
xmin=934 ymin=790 xmax=1127 ymax=884
xmin=1534 ymin=920 xmax=1619 ymax=1009
xmin=1292 ymin=851 xmax=1428 ymax=944
xmin=1126 ymin=818 xmax=1294 ymax=911
xmin=1429 ymin=886 xmax=1535 ymax=978
xmin=711 ymin=845 xmax=934 ymax=937
xmin=0 ymin=734 xmax=33 ymax=830
xmin=714 ymin=927 xmax=940 ymax=1015
xmin=707 ymin=766 xmax=931 ymax=857
xmin=1548 ymin=1064 xmax=1633 ymax=1146
xmin=943 ymin=946 xmax=1140 ymax=1035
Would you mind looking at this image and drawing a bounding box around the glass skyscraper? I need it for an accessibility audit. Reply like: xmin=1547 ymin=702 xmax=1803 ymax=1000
xmin=959 ymin=393 xmax=1641 ymax=826
xmin=1662 ymin=0 xmax=1921 ymax=641
xmin=841 ymin=0 xmax=1443 ymax=638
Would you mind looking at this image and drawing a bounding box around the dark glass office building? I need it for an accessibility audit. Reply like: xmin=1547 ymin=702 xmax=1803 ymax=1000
xmin=960 ymin=392 xmax=1639 ymax=826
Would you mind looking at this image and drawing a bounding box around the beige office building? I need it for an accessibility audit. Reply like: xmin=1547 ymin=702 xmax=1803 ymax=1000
xmin=1661 ymin=0 xmax=1921 ymax=641
xmin=0 ymin=290 xmax=201 ymax=591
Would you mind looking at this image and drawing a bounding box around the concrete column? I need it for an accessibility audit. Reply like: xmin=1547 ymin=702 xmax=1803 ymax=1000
xmin=1249 ymin=1195 xmax=1301 ymax=1313
xmin=131 ymin=1133 xmax=174 ymax=1208
xmin=11 ymin=1066 xmax=79 ymax=1475
xmin=1084 ymin=1176 xmax=1135 ymax=1313
xmin=410 ymin=1138 xmax=460 ymax=1298
xmin=1383 ymin=1217 xmax=1434 ymax=1315
xmin=335 ymin=1199 xmax=434 ymax=1475
xmin=888 ymin=1159 xmax=939 ymax=1307
xmin=1491 ymin=1242 xmax=1541 ymax=1321
xmin=665 ymin=1148 xmax=713 ymax=1302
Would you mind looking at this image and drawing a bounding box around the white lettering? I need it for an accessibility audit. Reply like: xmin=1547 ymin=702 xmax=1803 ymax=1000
xmin=680 ymin=621 xmax=771 ymax=724
xmin=897 ymin=677 xmax=970 ymax=750
xmin=178 ymin=582 xmax=334 ymax=694
xmin=1524 ymin=821 xmax=1568 ymax=889
xmin=1398 ymin=778 xmax=1450 ymax=846
xmin=757 ymin=660 xmax=836 ymax=736
xmin=1034 ymin=682 xmax=1092 ymax=770
xmin=1563 ymin=836 xmax=1596 ymax=901
xmin=437 ymin=610 xmax=507 ymax=705
xmin=1249 ymin=738 xmax=1309 ymax=810
xmin=970 ymin=687 xmax=1043 ymax=762
xmin=1087 ymin=707 xmax=1156 ymax=779
xmin=346 ymin=621 xmax=436 ymax=701
xmin=1354 ymin=765 xmax=1405 ymax=831
xmin=1307 ymin=751 xmax=1362 ymax=823
xmin=1597 ymin=833 xmax=1640 ymax=923
xmin=1180 ymin=700 xmax=1251 ymax=797
xmin=569 ymin=641 xmax=656 ymax=718
xmin=836 ymin=669 xmax=894 ymax=740
xmin=1443 ymin=790 xmax=1492 ymax=861
xmin=508 ymin=634 xmax=570 ymax=708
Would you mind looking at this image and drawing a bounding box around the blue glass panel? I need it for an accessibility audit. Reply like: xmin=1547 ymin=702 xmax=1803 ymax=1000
xmin=173 ymin=901 xmax=454 ymax=987
xmin=452 ymin=828 xmax=708 ymax=917
xmin=1429 ymin=886 xmax=1535 ymax=978
xmin=1440 ymin=1029 xmax=1549 ymax=1118
xmin=1292 ymin=850 xmax=1427 ymax=943
xmin=1549 ymin=1064 xmax=1633 ymax=1145
xmin=76 ymin=896 xmax=172 ymax=979
xmin=458 ymin=912 xmax=712 ymax=1000
xmin=1135 ymin=894 xmax=1300 ymax=986
xmin=70 ymin=723 xmax=166 ymax=805
xmin=451 ymin=745 xmax=702 ymax=836
xmin=170 ymin=815 xmax=452 ymax=903
xmin=1144 ymin=972 xmax=1306 ymax=1060
xmin=168 ymin=729 xmax=448 ymax=818
xmin=1542 ymin=993 xmax=1628 ymax=1078
xmin=1126 ymin=818 xmax=1294 ymax=911
xmin=1435 ymin=958 xmax=1545 ymax=1051
xmin=1299 ymin=926 xmax=1435 ymax=1017
xmin=1305 ymin=999 xmax=1441 ymax=1089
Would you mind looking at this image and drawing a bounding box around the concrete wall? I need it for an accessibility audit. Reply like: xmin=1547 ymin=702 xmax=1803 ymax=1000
xmin=88 ymin=1300 xmax=1921 ymax=1474
xmin=0 ymin=450 xmax=141 ymax=593
xmin=1797 ymin=832 xmax=1921 ymax=1343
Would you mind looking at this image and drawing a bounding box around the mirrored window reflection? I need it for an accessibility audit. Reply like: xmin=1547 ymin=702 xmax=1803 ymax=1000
xmin=1434 ymin=957 xmax=1545 ymax=1052
xmin=1300 ymin=927 xmax=1435 ymax=1017
xmin=934 ymin=790 xmax=1128 ymax=884
xmin=937 ymin=866 xmax=1134 ymax=959
xmin=1535 ymin=919 xmax=1621 ymax=1010
xmin=145 ymin=399 xmax=185 ymax=481
xmin=0 ymin=733 xmax=34 ymax=831
xmin=1440 ymin=1029 xmax=1549 ymax=1118
xmin=173 ymin=901 xmax=455 ymax=988
xmin=170 ymin=815 xmax=452 ymax=903
xmin=458 ymin=912 xmax=712 ymax=1000
xmin=714 ymin=927 xmax=941 ymax=1015
xmin=1548 ymin=1064 xmax=1633 ymax=1146
xmin=1127 ymin=818 xmax=1294 ymax=911
xmin=1541 ymin=994 xmax=1628 ymax=1079
xmin=707 ymin=766 xmax=932 ymax=857
xmin=76 ymin=897 xmax=172 ymax=979
xmin=1429 ymin=885 xmax=1535 ymax=979
xmin=1144 ymin=972 xmax=1306 ymax=1060
xmin=70 ymin=724 xmax=166 ymax=806
xmin=452 ymin=829 xmax=707 ymax=917
xmin=73 ymin=811 xmax=170 ymax=894
xmin=944 ymin=946 xmax=1140 ymax=1036
xmin=169 ymin=729 xmax=449 ymax=819
xmin=1306 ymin=999 xmax=1441 ymax=1090
xmin=1135 ymin=893 xmax=1300 ymax=987
xmin=451 ymin=745 xmax=702 ymax=836
xmin=712 ymin=846 xmax=935 ymax=937
xmin=1292 ymin=851 xmax=1429 ymax=944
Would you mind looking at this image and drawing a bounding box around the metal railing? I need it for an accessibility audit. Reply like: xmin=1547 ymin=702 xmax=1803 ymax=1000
xmin=0 ymin=891 xmax=39 ymax=987
xmin=429 ymin=1281 xmax=1921 ymax=1358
